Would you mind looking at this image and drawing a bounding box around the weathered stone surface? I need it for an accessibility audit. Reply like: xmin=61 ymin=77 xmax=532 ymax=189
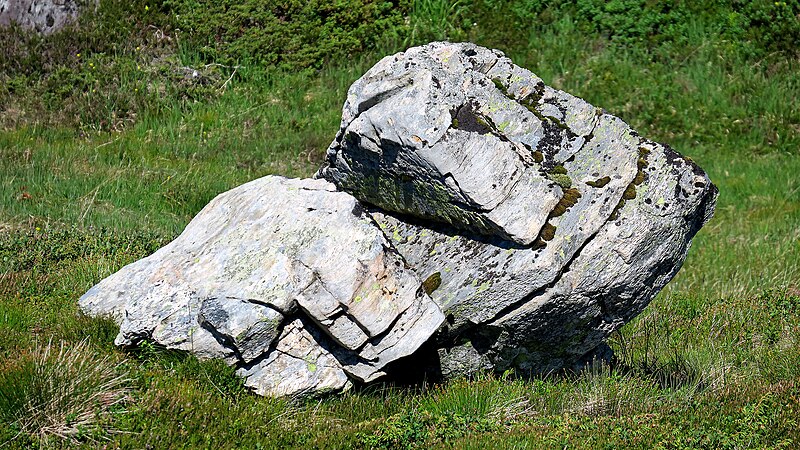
xmin=318 ymin=41 xmax=615 ymax=246
xmin=319 ymin=42 xmax=718 ymax=377
xmin=79 ymin=42 xmax=717 ymax=396
xmin=79 ymin=176 xmax=445 ymax=396
xmin=0 ymin=0 xmax=93 ymax=35
xmin=238 ymin=318 xmax=352 ymax=397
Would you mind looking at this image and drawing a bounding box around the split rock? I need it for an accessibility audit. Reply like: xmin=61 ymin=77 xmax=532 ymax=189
xmin=80 ymin=42 xmax=718 ymax=396
xmin=79 ymin=176 xmax=444 ymax=397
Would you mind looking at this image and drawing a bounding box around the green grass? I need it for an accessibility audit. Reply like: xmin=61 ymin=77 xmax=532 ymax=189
xmin=1 ymin=0 xmax=799 ymax=448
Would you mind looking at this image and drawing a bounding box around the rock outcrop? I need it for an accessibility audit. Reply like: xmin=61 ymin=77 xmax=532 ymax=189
xmin=0 ymin=0 xmax=93 ymax=35
xmin=80 ymin=42 xmax=717 ymax=397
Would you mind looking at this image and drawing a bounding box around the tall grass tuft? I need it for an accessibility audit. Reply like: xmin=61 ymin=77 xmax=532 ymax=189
xmin=420 ymin=373 xmax=531 ymax=424
xmin=408 ymin=0 xmax=468 ymax=43
xmin=0 ymin=338 xmax=130 ymax=444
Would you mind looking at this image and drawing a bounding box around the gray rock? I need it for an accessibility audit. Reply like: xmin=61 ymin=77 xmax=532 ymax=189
xmin=79 ymin=42 xmax=717 ymax=395
xmin=0 ymin=0 xmax=93 ymax=35
xmin=199 ymin=297 xmax=282 ymax=364
xmin=319 ymin=42 xmax=717 ymax=376
xmin=238 ymin=318 xmax=352 ymax=397
xmin=79 ymin=176 xmax=445 ymax=396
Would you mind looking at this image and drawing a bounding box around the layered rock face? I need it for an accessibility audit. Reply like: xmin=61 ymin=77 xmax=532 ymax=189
xmin=80 ymin=42 xmax=718 ymax=396
xmin=318 ymin=42 xmax=718 ymax=377
xmin=80 ymin=177 xmax=444 ymax=396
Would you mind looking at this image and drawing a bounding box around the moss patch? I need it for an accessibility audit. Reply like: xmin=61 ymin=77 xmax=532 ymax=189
xmin=634 ymin=148 xmax=650 ymax=185
xmin=586 ymin=176 xmax=611 ymax=188
xmin=549 ymin=188 xmax=582 ymax=218
xmin=609 ymin=146 xmax=652 ymax=221
xmin=548 ymin=173 xmax=572 ymax=189
xmin=540 ymin=222 xmax=557 ymax=241
xmin=622 ymin=184 xmax=637 ymax=200
xmin=422 ymin=272 xmax=442 ymax=295
xmin=491 ymin=78 xmax=509 ymax=97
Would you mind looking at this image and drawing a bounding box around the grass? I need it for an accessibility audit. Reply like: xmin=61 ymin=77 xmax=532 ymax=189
xmin=0 ymin=339 xmax=130 ymax=445
xmin=1 ymin=0 xmax=799 ymax=448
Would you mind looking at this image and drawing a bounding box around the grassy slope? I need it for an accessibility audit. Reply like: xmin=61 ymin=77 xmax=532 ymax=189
xmin=1 ymin=1 xmax=799 ymax=448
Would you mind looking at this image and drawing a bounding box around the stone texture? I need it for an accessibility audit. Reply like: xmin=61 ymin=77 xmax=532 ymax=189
xmin=0 ymin=0 xmax=93 ymax=35
xmin=79 ymin=176 xmax=445 ymax=396
xmin=319 ymin=42 xmax=718 ymax=377
xmin=79 ymin=42 xmax=717 ymax=396
xmin=238 ymin=318 xmax=352 ymax=397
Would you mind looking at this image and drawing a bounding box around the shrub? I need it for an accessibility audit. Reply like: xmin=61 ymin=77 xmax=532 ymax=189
xmin=165 ymin=0 xmax=411 ymax=70
xmin=739 ymin=0 xmax=800 ymax=54
xmin=574 ymin=0 xmax=687 ymax=46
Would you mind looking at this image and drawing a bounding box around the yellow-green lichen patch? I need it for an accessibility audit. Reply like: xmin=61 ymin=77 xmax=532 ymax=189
xmin=548 ymin=173 xmax=572 ymax=189
xmin=422 ymin=272 xmax=442 ymax=295
xmin=303 ymin=354 xmax=317 ymax=373
xmin=549 ymin=188 xmax=582 ymax=218
xmin=586 ymin=176 xmax=611 ymax=188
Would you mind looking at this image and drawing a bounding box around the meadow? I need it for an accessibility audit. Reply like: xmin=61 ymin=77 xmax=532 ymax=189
xmin=1 ymin=1 xmax=799 ymax=448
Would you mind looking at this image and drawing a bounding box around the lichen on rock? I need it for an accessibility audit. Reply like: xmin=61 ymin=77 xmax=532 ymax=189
xmin=79 ymin=42 xmax=717 ymax=397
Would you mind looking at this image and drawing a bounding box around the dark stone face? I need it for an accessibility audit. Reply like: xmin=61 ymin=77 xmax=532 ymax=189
xmin=0 ymin=0 xmax=86 ymax=35
xmin=452 ymin=102 xmax=492 ymax=135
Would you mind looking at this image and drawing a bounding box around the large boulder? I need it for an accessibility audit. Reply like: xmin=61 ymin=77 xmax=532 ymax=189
xmin=317 ymin=41 xmax=717 ymax=377
xmin=80 ymin=42 xmax=717 ymax=396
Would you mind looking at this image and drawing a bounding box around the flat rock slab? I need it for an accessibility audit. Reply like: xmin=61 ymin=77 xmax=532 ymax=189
xmin=79 ymin=176 xmax=444 ymax=396
xmin=318 ymin=42 xmax=640 ymax=247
